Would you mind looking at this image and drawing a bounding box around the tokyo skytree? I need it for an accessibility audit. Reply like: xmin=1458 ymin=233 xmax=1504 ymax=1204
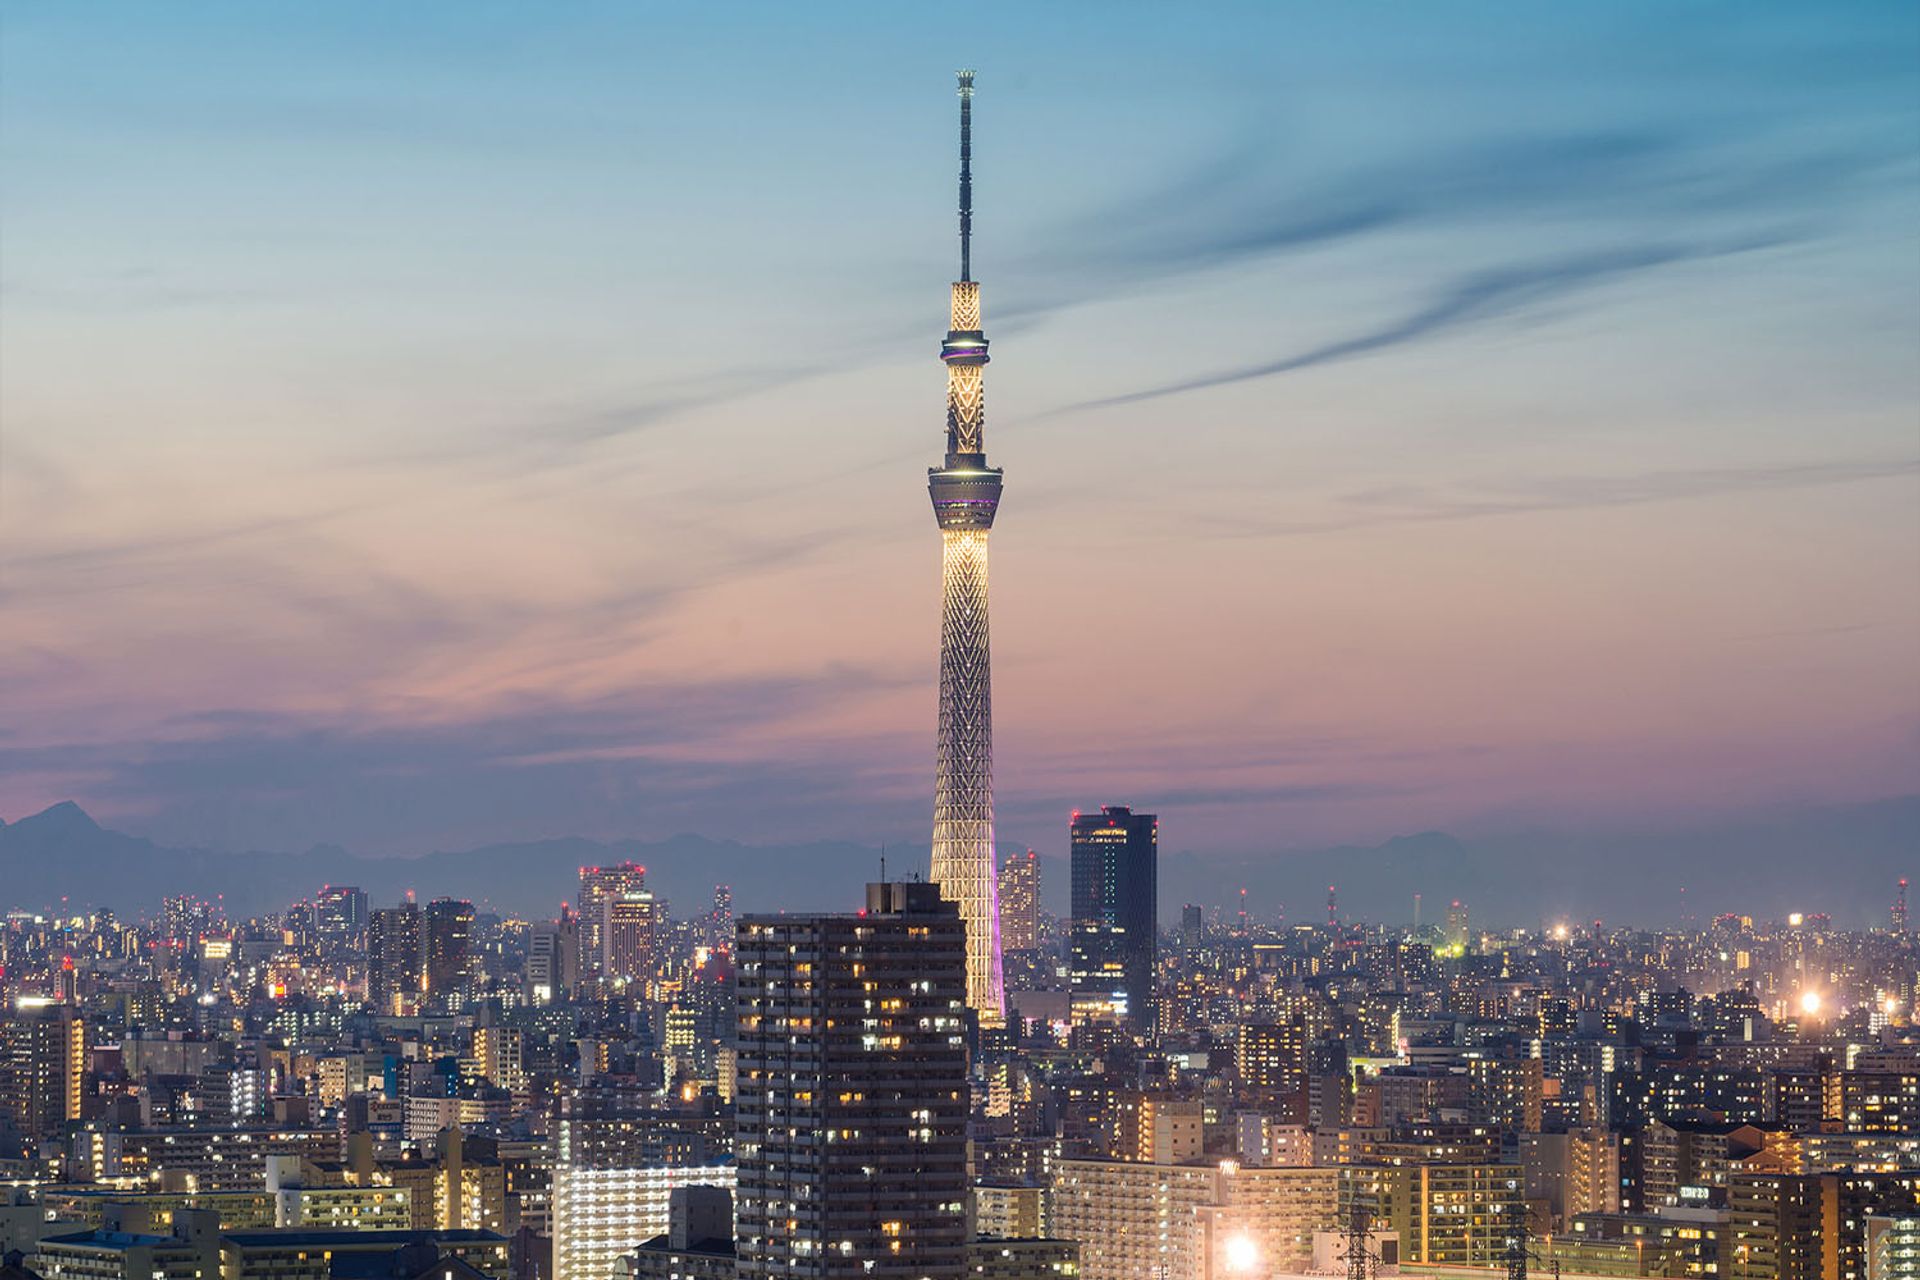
xmin=927 ymin=70 xmax=1005 ymax=1027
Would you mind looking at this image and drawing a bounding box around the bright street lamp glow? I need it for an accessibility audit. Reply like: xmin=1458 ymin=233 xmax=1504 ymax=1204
xmin=1799 ymin=990 xmax=1822 ymax=1016
xmin=1223 ymin=1234 xmax=1259 ymax=1273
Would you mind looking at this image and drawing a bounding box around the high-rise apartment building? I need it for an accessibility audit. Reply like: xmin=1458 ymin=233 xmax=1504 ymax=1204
xmin=1728 ymin=1171 xmax=1920 ymax=1280
xmin=578 ymin=863 xmax=647 ymax=978
xmin=1340 ymin=1163 xmax=1525 ymax=1266
xmin=735 ymin=882 xmax=969 ymax=1279
xmin=1069 ymin=806 xmax=1158 ymax=1033
xmin=1238 ymin=1021 xmax=1309 ymax=1115
xmin=1052 ymin=1159 xmax=1340 ymax=1280
xmin=997 ymin=850 xmax=1040 ymax=953
xmin=366 ymin=903 xmax=425 ymax=1015
xmin=1466 ymin=1055 xmax=1545 ymax=1133
xmin=425 ymin=898 xmax=476 ymax=1001
xmin=0 ymin=1003 xmax=86 ymax=1139
xmin=553 ymin=1165 xmax=738 ymax=1280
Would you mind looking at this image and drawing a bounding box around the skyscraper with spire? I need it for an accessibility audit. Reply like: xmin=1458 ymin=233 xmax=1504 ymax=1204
xmin=928 ymin=70 xmax=1005 ymax=1027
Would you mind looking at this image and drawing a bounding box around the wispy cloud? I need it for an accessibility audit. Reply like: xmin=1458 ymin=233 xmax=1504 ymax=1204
xmin=1197 ymin=457 xmax=1920 ymax=539
xmin=1003 ymin=121 xmax=1894 ymax=323
xmin=1055 ymin=236 xmax=1792 ymax=413
xmin=383 ymin=124 xmax=1891 ymax=463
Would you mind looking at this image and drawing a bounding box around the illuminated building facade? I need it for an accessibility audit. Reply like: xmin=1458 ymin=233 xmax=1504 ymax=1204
xmin=735 ymin=882 xmax=969 ymax=1279
xmin=0 ymin=1003 xmax=86 ymax=1139
xmin=1340 ymin=1163 xmax=1525 ymax=1266
xmin=552 ymin=1164 xmax=737 ymax=1280
xmin=366 ymin=903 xmax=424 ymax=1015
xmin=1237 ymin=1021 xmax=1308 ymax=1115
xmin=1729 ymin=1171 xmax=1920 ymax=1280
xmin=1069 ymin=807 xmax=1158 ymax=1033
xmin=1051 ymin=1159 xmax=1338 ymax=1280
xmin=927 ymin=70 xmax=1006 ymax=1028
xmin=604 ymin=891 xmax=661 ymax=990
xmin=578 ymin=862 xmax=647 ymax=979
xmin=997 ymin=850 xmax=1040 ymax=954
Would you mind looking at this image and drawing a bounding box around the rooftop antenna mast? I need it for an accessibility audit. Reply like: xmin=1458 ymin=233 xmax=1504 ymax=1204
xmin=957 ymin=69 xmax=975 ymax=282
xmin=1503 ymin=1198 xmax=1557 ymax=1280
xmin=1342 ymin=1203 xmax=1376 ymax=1280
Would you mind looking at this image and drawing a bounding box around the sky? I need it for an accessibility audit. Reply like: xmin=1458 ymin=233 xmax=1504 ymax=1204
xmin=3 ymin=3 xmax=1917 ymax=862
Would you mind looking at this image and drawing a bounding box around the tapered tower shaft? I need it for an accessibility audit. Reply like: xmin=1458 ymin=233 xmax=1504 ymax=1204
xmin=929 ymin=70 xmax=1005 ymax=1028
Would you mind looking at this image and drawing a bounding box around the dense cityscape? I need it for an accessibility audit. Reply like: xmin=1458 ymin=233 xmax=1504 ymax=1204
xmin=0 ymin=846 xmax=1916 ymax=1280
xmin=5 ymin=14 xmax=1918 ymax=1280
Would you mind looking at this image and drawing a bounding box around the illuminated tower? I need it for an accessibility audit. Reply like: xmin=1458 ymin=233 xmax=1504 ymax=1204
xmin=928 ymin=69 xmax=1005 ymax=1026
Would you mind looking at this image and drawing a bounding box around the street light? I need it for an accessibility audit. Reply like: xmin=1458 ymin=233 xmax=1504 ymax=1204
xmin=1223 ymin=1234 xmax=1260 ymax=1274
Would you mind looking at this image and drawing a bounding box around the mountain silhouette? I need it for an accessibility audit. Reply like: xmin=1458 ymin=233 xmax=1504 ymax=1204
xmin=1 ymin=797 xmax=1913 ymax=928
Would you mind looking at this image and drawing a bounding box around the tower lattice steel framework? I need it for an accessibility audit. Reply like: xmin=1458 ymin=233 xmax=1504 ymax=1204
xmin=928 ymin=70 xmax=1005 ymax=1027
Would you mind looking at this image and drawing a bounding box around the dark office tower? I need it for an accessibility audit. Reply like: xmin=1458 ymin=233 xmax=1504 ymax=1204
xmin=998 ymin=849 xmax=1040 ymax=953
xmin=0 ymin=1004 xmax=86 ymax=1139
xmin=578 ymin=862 xmax=647 ymax=977
xmin=425 ymin=898 xmax=476 ymax=1000
xmin=735 ymin=882 xmax=968 ymax=1280
xmin=1180 ymin=904 xmax=1205 ymax=959
xmin=314 ymin=886 xmax=368 ymax=949
xmin=1069 ymin=806 xmax=1158 ymax=1033
xmin=367 ymin=902 xmax=425 ymax=1015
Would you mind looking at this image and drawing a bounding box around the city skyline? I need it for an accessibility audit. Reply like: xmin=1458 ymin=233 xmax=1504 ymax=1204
xmin=4 ymin=5 xmax=1918 ymax=871
xmin=5 ymin=18 xmax=1920 ymax=1280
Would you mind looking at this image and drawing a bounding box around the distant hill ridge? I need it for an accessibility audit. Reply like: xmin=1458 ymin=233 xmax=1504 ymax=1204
xmin=1 ymin=796 xmax=1914 ymax=928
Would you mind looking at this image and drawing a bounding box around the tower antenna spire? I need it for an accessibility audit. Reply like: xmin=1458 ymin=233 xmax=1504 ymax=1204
xmin=957 ymin=70 xmax=975 ymax=282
